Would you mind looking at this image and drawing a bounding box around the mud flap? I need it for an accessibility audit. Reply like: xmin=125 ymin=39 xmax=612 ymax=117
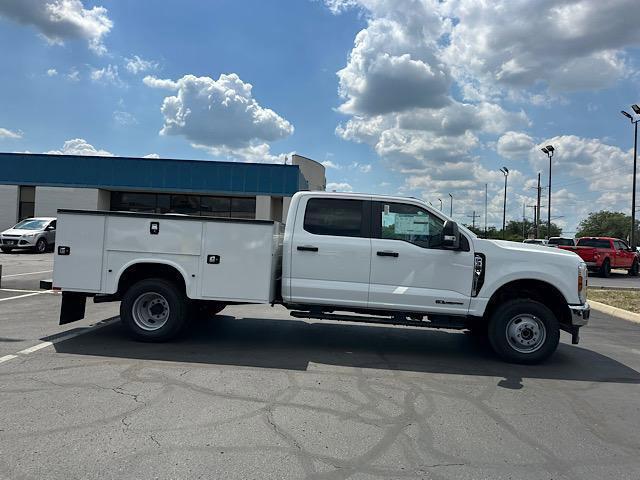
xmin=60 ymin=292 xmax=87 ymax=325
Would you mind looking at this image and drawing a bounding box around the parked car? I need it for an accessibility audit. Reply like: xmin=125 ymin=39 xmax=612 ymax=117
xmin=0 ymin=217 xmax=56 ymax=253
xmin=558 ymin=237 xmax=639 ymax=277
xmin=53 ymin=191 xmax=590 ymax=364
xmin=547 ymin=237 xmax=576 ymax=247
xmin=523 ymin=238 xmax=548 ymax=245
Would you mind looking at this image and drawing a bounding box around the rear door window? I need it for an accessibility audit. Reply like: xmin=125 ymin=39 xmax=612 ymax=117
xmin=577 ymin=239 xmax=611 ymax=248
xmin=303 ymin=198 xmax=367 ymax=237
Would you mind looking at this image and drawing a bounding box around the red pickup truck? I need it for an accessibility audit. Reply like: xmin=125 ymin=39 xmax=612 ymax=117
xmin=559 ymin=237 xmax=639 ymax=277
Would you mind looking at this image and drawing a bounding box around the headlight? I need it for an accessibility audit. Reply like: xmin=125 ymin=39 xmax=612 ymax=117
xmin=23 ymin=233 xmax=37 ymax=238
xmin=578 ymin=262 xmax=587 ymax=303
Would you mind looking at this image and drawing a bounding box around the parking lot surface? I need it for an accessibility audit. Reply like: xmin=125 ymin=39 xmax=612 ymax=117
xmin=1 ymin=253 xmax=640 ymax=479
xmin=588 ymin=269 xmax=640 ymax=289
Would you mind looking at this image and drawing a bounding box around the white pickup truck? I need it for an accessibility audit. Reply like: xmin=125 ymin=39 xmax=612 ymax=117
xmin=53 ymin=191 xmax=589 ymax=364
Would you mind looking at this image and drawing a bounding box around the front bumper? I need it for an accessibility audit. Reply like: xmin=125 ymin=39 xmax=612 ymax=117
xmin=569 ymin=302 xmax=590 ymax=326
xmin=0 ymin=237 xmax=37 ymax=247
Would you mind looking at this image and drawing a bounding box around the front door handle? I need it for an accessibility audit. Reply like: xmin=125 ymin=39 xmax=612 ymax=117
xmin=377 ymin=250 xmax=399 ymax=257
xmin=297 ymin=245 xmax=319 ymax=252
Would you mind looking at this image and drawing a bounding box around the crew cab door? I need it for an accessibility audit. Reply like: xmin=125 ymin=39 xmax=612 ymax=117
xmin=368 ymin=201 xmax=474 ymax=314
xmin=288 ymin=196 xmax=372 ymax=307
xmin=614 ymin=239 xmax=634 ymax=268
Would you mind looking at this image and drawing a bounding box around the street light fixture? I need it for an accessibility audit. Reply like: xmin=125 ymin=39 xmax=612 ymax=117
xmin=438 ymin=198 xmax=443 ymax=211
xmin=541 ymin=145 xmax=554 ymax=239
xmin=500 ymin=167 xmax=509 ymax=239
xmin=448 ymin=193 xmax=453 ymax=217
xmin=621 ymin=106 xmax=640 ymax=248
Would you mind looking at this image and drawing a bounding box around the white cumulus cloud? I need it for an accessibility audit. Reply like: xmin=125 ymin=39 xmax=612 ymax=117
xmin=327 ymin=182 xmax=354 ymax=192
xmin=125 ymin=55 xmax=158 ymax=75
xmin=144 ymin=73 xmax=294 ymax=154
xmin=497 ymin=131 xmax=535 ymax=160
xmin=0 ymin=127 xmax=22 ymax=139
xmin=45 ymin=138 xmax=113 ymax=156
xmin=0 ymin=0 xmax=113 ymax=54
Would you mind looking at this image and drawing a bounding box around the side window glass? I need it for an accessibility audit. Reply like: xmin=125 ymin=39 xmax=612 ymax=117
xmin=380 ymin=202 xmax=444 ymax=248
xmin=49 ymin=220 xmax=57 ymax=229
xmin=303 ymin=198 xmax=364 ymax=237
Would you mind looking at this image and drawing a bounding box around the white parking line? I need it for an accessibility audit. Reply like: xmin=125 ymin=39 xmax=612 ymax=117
xmin=0 ymin=318 xmax=119 ymax=366
xmin=0 ymin=292 xmax=45 ymax=302
xmin=1 ymin=269 xmax=53 ymax=278
xmin=0 ymin=354 xmax=19 ymax=364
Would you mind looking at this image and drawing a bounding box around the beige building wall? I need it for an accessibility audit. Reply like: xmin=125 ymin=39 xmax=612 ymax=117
xmin=0 ymin=185 xmax=18 ymax=230
xmin=292 ymin=154 xmax=326 ymax=191
xmin=34 ymin=187 xmax=102 ymax=217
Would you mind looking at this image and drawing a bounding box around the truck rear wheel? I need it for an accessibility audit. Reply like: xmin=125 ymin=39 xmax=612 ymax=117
xmin=120 ymin=278 xmax=188 ymax=342
xmin=488 ymin=299 xmax=560 ymax=364
xmin=629 ymin=260 xmax=639 ymax=277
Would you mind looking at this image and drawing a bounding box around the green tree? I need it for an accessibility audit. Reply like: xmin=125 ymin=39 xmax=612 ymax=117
xmin=464 ymin=221 xmax=561 ymax=241
xmin=575 ymin=211 xmax=639 ymax=239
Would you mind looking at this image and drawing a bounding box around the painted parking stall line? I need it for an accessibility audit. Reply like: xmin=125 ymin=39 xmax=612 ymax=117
xmin=0 ymin=317 xmax=119 ymax=366
xmin=1 ymin=269 xmax=53 ymax=278
xmin=0 ymin=292 xmax=46 ymax=302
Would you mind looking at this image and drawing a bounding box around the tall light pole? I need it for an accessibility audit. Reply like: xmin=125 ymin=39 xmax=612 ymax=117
xmin=621 ymin=105 xmax=640 ymax=249
xmin=449 ymin=193 xmax=453 ymax=217
xmin=541 ymin=145 xmax=555 ymax=239
xmin=438 ymin=198 xmax=443 ymax=211
xmin=500 ymin=167 xmax=509 ymax=239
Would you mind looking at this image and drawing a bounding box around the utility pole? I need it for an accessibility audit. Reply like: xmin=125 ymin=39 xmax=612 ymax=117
xmin=536 ymin=172 xmax=541 ymax=238
xmin=541 ymin=146 xmax=555 ymax=239
xmin=527 ymin=205 xmax=537 ymax=239
xmin=449 ymin=193 xmax=453 ymax=217
xmin=522 ymin=201 xmax=526 ymax=240
xmin=467 ymin=211 xmax=480 ymax=230
xmin=484 ymin=183 xmax=488 ymax=238
xmin=500 ymin=167 xmax=509 ymax=239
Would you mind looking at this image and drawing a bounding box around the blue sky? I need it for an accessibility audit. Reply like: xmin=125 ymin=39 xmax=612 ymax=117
xmin=1 ymin=0 xmax=640 ymax=234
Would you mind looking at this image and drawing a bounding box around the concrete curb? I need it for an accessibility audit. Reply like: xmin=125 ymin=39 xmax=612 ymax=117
xmin=589 ymin=286 xmax=640 ymax=292
xmin=589 ymin=300 xmax=640 ymax=324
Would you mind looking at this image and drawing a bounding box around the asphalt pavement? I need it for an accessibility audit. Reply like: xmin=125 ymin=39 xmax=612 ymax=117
xmin=588 ymin=269 xmax=640 ymax=289
xmin=1 ymin=253 xmax=640 ymax=479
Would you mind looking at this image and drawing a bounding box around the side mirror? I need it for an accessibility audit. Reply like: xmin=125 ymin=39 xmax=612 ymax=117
xmin=442 ymin=220 xmax=460 ymax=250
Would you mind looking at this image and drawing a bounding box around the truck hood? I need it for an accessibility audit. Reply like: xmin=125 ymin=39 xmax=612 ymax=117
xmin=476 ymin=238 xmax=583 ymax=263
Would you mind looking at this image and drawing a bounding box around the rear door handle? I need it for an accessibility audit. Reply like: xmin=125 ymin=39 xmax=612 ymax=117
xmin=297 ymin=245 xmax=318 ymax=252
xmin=377 ymin=250 xmax=399 ymax=257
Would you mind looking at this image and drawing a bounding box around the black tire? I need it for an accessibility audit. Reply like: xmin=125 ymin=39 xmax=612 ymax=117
xmin=120 ymin=278 xmax=189 ymax=342
xmin=35 ymin=238 xmax=47 ymax=254
xmin=1 ymin=247 xmax=12 ymax=253
xmin=629 ymin=260 xmax=639 ymax=277
xmin=600 ymin=259 xmax=611 ymax=278
xmin=488 ymin=299 xmax=560 ymax=364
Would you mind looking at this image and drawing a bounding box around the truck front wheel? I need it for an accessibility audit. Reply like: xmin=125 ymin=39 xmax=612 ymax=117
xmin=488 ymin=299 xmax=560 ymax=364
xmin=120 ymin=278 xmax=188 ymax=342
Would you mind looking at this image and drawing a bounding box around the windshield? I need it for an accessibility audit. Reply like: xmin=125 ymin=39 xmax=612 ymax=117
xmin=13 ymin=219 xmax=48 ymax=230
xmin=548 ymin=238 xmax=574 ymax=246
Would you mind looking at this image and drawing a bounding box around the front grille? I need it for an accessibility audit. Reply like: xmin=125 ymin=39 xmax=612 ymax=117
xmin=2 ymin=234 xmax=20 ymax=238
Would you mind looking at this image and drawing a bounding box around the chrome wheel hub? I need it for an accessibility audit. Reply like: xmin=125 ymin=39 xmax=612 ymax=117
xmin=132 ymin=292 xmax=170 ymax=331
xmin=506 ymin=314 xmax=546 ymax=353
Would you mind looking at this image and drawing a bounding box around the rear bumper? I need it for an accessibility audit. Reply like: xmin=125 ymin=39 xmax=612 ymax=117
xmin=569 ymin=302 xmax=590 ymax=326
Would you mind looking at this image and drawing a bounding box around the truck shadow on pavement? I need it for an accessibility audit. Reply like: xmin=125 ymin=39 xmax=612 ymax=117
xmin=54 ymin=315 xmax=640 ymax=388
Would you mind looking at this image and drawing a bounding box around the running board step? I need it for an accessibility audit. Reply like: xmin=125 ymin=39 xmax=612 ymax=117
xmin=289 ymin=310 xmax=467 ymax=330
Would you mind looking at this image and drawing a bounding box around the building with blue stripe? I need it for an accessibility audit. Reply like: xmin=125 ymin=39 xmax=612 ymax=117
xmin=0 ymin=153 xmax=325 ymax=229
